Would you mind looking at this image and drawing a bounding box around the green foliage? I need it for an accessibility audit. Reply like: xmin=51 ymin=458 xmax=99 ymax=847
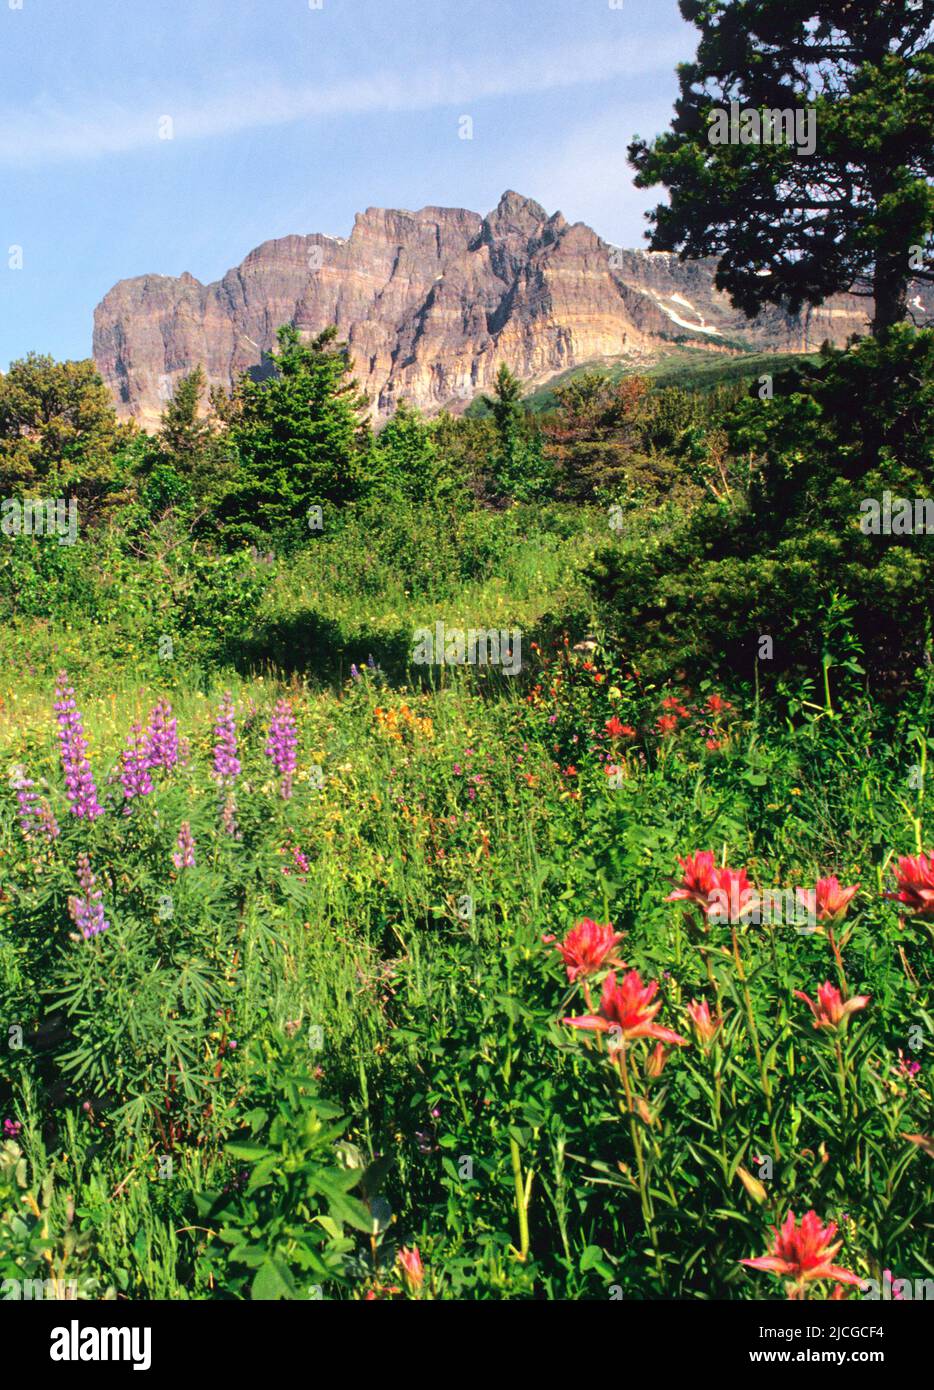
xmin=481 ymin=364 xmax=553 ymax=502
xmin=217 ymin=325 xmax=371 ymax=551
xmin=629 ymin=1 xmax=934 ymax=335
xmin=589 ymin=328 xmax=934 ymax=685
xmin=1 ymin=615 xmax=931 ymax=1299
xmin=543 ymin=372 xmax=697 ymax=506
xmin=138 ymin=367 xmax=233 ymax=524
xmin=0 ymin=353 xmax=131 ymax=514
xmin=0 ymin=302 xmax=932 ymax=1302
xmin=195 ymin=1039 xmax=366 ymax=1299
xmin=370 ymin=399 xmax=461 ymax=503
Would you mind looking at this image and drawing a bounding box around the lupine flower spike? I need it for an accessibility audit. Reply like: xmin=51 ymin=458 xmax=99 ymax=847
xmin=67 ymin=854 xmax=109 ymax=940
xmin=11 ymin=766 xmax=59 ymax=842
xmin=172 ymin=822 xmax=196 ymax=870
xmin=265 ymin=699 xmax=297 ymax=800
xmin=213 ymin=693 xmax=241 ymax=835
xmin=119 ymin=723 xmax=154 ymax=809
xmin=145 ymin=699 xmax=178 ymax=771
xmin=213 ymin=693 xmax=241 ymax=785
xmin=221 ymin=793 xmax=241 ymax=840
xmin=54 ymin=673 xmax=103 ymax=819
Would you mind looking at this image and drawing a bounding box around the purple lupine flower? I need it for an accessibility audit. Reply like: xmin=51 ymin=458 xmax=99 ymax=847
xmin=172 ymin=821 xmax=196 ymax=870
xmin=11 ymin=766 xmax=38 ymax=838
xmin=67 ymin=853 xmax=109 ymax=939
xmin=350 ymin=664 xmax=361 ymax=682
xmin=213 ymin=693 xmax=241 ymax=785
xmin=54 ymin=673 xmax=103 ymax=819
xmin=36 ymin=800 xmax=59 ymax=839
xmin=265 ymin=699 xmax=297 ymax=799
xmin=12 ymin=767 xmax=62 ymax=843
xmin=220 ymin=791 xmax=241 ymax=840
xmin=37 ymin=801 xmax=61 ymax=841
xmin=119 ymin=723 xmax=153 ymax=809
xmin=145 ymin=699 xmax=178 ymax=771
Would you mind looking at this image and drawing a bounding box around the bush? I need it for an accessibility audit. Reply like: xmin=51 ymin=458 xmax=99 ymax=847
xmin=589 ymin=329 xmax=934 ymax=688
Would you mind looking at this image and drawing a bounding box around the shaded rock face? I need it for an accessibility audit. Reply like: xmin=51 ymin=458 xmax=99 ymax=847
xmin=92 ymin=190 xmax=928 ymax=429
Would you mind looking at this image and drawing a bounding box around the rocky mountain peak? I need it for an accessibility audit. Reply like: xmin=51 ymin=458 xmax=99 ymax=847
xmin=482 ymin=190 xmax=550 ymax=242
xmin=93 ymin=190 xmax=926 ymax=429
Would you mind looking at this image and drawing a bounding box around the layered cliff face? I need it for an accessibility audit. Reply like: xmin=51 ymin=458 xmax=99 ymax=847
xmin=92 ymin=190 xmax=925 ymax=429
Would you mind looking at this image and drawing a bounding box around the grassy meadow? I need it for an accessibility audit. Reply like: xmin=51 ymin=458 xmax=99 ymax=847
xmin=1 ymin=490 xmax=932 ymax=1302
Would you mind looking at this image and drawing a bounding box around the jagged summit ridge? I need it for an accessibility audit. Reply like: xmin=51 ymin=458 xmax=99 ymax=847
xmin=92 ymin=190 xmax=894 ymax=428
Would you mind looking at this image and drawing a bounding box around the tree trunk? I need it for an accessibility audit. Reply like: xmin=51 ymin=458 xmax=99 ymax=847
xmin=872 ymin=255 xmax=910 ymax=339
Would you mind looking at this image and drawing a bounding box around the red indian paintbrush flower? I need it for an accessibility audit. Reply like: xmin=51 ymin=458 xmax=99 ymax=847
xmin=604 ymin=715 xmax=634 ymax=739
xmin=794 ymin=981 xmax=870 ymax=1031
xmin=686 ymin=998 xmax=723 ymax=1046
xmin=564 ymin=969 xmax=689 ymax=1051
xmin=705 ymin=694 xmax=732 ymax=714
xmin=886 ymin=853 xmax=934 ymax=916
xmin=797 ymin=876 xmax=859 ymax=924
xmin=397 ymin=1245 xmax=424 ymax=1293
xmin=667 ymin=855 xmax=758 ymax=922
xmin=705 ymin=866 xmax=759 ymax=923
xmin=666 ymin=851 xmax=717 ymax=908
xmin=741 ymin=1210 xmax=863 ymax=1293
xmin=543 ymin=919 xmax=625 ymax=983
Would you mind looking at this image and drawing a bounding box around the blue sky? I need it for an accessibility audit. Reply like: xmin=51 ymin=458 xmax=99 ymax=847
xmin=0 ymin=0 xmax=694 ymax=370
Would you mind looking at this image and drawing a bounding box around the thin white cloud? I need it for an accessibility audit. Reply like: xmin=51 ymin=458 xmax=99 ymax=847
xmin=0 ymin=36 xmax=687 ymax=167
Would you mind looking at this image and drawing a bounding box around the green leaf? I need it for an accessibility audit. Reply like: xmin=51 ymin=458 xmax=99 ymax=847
xmin=251 ymin=1256 xmax=298 ymax=1301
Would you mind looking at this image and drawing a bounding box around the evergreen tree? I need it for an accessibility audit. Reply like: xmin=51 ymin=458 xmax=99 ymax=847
xmin=143 ymin=367 xmax=232 ymax=522
xmin=370 ymin=400 xmax=447 ymax=501
xmin=544 ymin=373 xmax=651 ymax=501
xmin=159 ymin=366 xmax=214 ymax=465
xmin=217 ymin=325 xmax=370 ymax=550
xmin=628 ymin=1 xmax=934 ymax=337
xmin=481 ymin=364 xmax=551 ymax=502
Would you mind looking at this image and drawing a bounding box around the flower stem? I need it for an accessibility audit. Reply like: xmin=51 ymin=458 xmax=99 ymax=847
xmin=833 ymin=1036 xmax=849 ymax=1124
xmin=510 ymin=1134 xmax=531 ymax=1262
xmin=828 ymin=928 xmax=850 ymax=998
xmin=732 ymin=925 xmax=773 ymax=1119
xmin=617 ymin=1045 xmax=662 ymax=1281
